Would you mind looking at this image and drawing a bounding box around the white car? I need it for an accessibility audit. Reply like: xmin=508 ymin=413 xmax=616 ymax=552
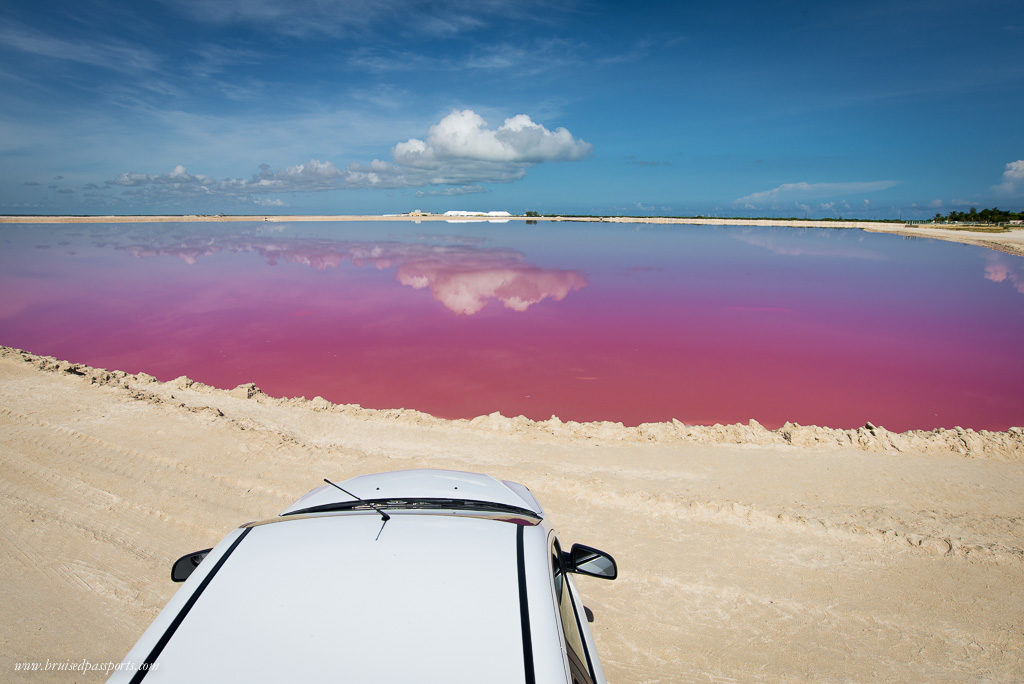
xmin=111 ymin=469 xmax=618 ymax=683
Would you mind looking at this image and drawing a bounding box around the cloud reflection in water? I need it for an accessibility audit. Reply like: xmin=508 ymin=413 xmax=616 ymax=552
xmin=121 ymin=236 xmax=587 ymax=314
xmin=984 ymin=255 xmax=1024 ymax=294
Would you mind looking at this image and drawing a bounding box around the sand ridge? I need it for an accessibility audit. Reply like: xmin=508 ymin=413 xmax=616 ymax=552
xmin=1 ymin=345 xmax=1023 ymax=680
xmin=4 ymin=347 xmax=1019 ymax=460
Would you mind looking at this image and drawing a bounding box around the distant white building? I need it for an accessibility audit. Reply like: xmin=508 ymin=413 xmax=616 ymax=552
xmin=443 ymin=210 xmax=511 ymax=217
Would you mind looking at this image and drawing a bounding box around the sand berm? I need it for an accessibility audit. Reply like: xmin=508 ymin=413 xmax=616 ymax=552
xmin=1 ymin=345 xmax=1022 ymax=681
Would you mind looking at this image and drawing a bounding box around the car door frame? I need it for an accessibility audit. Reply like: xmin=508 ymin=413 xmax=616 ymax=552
xmin=548 ymin=533 xmax=605 ymax=684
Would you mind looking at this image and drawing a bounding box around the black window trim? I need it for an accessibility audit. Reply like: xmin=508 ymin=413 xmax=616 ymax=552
xmin=516 ymin=524 xmax=536 ymax=684
xmin=566 ymin=575 xmax=597 ymax=684
xmin=552 ymin=536 xmax=597 ymax=684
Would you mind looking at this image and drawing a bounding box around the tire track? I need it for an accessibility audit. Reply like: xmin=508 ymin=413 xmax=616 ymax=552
xmin=555 ymin=479 xmax=1024 ymax=565
xmin=0 ymin=405 xmax=295 ymax=505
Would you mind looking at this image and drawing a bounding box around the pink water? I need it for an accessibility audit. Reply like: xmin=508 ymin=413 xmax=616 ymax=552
xmin=2 ymin=221 xmax=1022 ymax=430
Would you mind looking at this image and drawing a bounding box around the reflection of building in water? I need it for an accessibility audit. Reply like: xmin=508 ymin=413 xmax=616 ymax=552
xmin=120 ymin=236 xmax=587 ymax=314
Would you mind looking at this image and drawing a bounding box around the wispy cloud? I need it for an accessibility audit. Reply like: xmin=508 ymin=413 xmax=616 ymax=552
xmin=346 ymin=49 xmax=433 ymax=73
xmin=109 ymin=164 xmax=214 ymax=189
xmin=595 ymin=38 xmax=663 ymax=65
xmin=347 ymin=38 xmax=581 ymax=75
xmin=349 ymin=84 xmax=408 ymax=110
xmin=187 ymin=44 xmax=265 ymax=78
xmin=164 ymin=0 xmax=556 ymax=38
xmin=416 ymin=185 xmax=486 ymax=197
xmin=735 ymin=180 xmax=898 ymax=208
xmin=0 ymin=22 xmax=160 ymax=74
xmin=736 ymin=230 xmax=886 ymax=260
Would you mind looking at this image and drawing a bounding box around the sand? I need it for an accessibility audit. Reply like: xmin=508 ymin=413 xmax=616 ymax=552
xmin=1 ymin=346 xmax=1022 ymax=681
xmin=3 ymin=214 xmax=1023 ymax=257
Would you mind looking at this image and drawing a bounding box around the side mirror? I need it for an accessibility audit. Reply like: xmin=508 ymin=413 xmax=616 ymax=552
xmin=563 ymin=543 xmax=617 ymax=580
xmin=171 ymin=548 xmax=212 ymax=582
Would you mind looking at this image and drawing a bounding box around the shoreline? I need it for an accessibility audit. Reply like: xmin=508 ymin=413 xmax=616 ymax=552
xmin=3 ymin=346 xmax=1020 ymax=459
xmin=2 ymin=213 xmax=1022 ymax=257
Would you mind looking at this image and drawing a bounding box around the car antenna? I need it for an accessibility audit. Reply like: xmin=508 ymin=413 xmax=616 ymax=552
xmin=323 ymin=478 xmax=390 ymax=540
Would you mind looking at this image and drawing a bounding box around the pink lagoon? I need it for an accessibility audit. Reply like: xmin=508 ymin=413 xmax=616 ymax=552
xmin=1 ymin=219 xmax=1022 ymax=431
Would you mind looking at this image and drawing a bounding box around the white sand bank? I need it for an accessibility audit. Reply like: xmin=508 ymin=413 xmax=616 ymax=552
xmin=3 ymin=214 xmax=1022 ymax=257
xmin=1 ymin=347 xmax=1022 ymax=681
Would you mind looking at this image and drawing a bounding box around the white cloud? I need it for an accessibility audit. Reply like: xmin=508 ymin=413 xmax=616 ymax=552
xmin=994 ymin=159 xmax=1024 ymax=194
xmin=1004 ymin=159 xmax=1024 ymax=181
xmin=393 ymin=110 xmax=591 ymax=165
xmin=103 ymin=109 xmax=590 ymax=201
xmin=735 ymin=180 xmax=898 ymax=208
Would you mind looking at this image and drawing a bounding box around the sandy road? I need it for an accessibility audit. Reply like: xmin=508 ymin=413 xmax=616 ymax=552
xmin=1 ymin=352 xmax=1022 ymax=681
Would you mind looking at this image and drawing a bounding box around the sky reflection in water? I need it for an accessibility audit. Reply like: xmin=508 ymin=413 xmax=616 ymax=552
xmin=1 ymin=221 xmax=1022 ymax=431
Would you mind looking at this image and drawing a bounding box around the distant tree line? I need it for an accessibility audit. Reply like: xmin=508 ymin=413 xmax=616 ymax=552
xmin=934 ymin=207 xmax=1024 ymax=224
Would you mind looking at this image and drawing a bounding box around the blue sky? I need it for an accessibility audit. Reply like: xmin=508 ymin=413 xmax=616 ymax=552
xmin=1 ymin=0 xmax=1022 ymax=218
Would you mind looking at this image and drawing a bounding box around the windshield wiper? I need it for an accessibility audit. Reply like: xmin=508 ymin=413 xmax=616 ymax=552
xmin=285 ymin=497 xmax=539 ymax=521
xmin=322 ymin=478 xmax=389 ymax=540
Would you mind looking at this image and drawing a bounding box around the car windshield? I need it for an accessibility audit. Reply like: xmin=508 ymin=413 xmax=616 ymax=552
xmin=284 ymin=497 xmax=541 ymax=522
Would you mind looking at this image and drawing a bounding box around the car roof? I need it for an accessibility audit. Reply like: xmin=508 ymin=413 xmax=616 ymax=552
xmin=279 ymin=468 xmax=544 ymax=517
xmin=129 ymin=513 xmax=548 ymax=683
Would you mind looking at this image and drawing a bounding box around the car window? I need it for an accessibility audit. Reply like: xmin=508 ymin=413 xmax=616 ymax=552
xmin=552 ymin=538 xmax=593 ymax=684
xmin=553 ymin=540 xmax=564 ymax=603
